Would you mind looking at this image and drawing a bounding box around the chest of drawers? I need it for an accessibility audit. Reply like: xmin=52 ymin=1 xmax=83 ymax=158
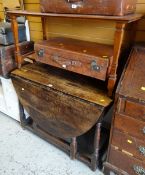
xmin=104 ymin=44 xmax=145 ymax=175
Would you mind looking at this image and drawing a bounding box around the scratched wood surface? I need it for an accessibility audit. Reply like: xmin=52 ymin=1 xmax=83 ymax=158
xmin=11 ymin=62 xmax=112 ymax=138
xmin=0 ymin=0 xmax=145 ymax=44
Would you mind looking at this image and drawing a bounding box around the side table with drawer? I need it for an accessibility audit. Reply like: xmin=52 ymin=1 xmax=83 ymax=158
xmin=104 ymin=44 xmax=145 ymax=175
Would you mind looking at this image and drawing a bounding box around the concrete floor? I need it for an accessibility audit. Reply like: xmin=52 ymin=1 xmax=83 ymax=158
xmin=0 ymin=112 xmax=103 ymax=175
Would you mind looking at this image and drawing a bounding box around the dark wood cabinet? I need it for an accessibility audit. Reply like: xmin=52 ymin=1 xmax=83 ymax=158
xmin=104 ymin=44 xmax=145 ymax=175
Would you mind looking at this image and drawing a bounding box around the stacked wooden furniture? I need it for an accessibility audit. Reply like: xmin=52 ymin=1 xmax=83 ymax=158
xmin=7 ymin=11 xmax=142 ymax=96
xmin=0 ymin=1 xmax=34 ymax=78
xmin=7 ymin=1 xmax=143 ymax=171
xmin=11 ymin=62 xmax=112 ymax=171
xmin=104 ymin=44 xmax=145 ymax=175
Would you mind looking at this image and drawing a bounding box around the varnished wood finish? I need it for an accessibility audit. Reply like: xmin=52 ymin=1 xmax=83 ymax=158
xmin=7 ymin=11 xmax=142 ymax=21
xmin=11 ymin=63 xmax=112 ymax=138
xmin=7 ymin=10 xmax=142 ymax=96
xmin=0 ymin=41 xmax=34 ymax=78
xmin=35 ymin=37 xmax=113 ymax=81
xmin=108 ymin=22 xmax=126 ymax=96
xmin=40 ymin=0 xmax=137 ymax=16
xmin=114 ymin=114 xmax=145 ymax=141
xmin=109 ymin=146 xmax=145 ymax=175
xmin=11 ymin=16 xmax=22 ymax=68
xmin=117 ymin=45 xmax=145 ymax=101
xmin=11 ymin=62 xmax=112 ymax=171
xmin=104 ymin=44 xmax=145 ymax=175
xmin=112 ymin=129 xmax=145 ymax=161
xmin=118 ymin=98 xmax=145 ymax=122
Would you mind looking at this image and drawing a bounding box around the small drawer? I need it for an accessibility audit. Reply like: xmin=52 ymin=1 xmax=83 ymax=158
xmin=118 ymin=98 xmax=145 ymax=122
xmin=114 ymin=114 xmax=145 ymax=141
xmin=34 ymin=38 xmax=113 ymax=81
xmin=109 ymin=146 xmax=145 ymax=175
xmin=112 ymin=129 xmax=145 ymax=161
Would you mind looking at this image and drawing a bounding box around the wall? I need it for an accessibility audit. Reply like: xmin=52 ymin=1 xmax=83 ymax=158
xmin=0 ymin=0 xmax=145 ymax=45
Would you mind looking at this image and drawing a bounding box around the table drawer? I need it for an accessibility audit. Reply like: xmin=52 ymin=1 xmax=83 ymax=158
xmin=112 ymin=129 xmax=145 ymax=161
xmin=35 ymin=37 xmax=113 ymax=81
xmin=114 ymin=114 xmax=145 ymax=141
xmin=109 ymin=146 xmax=145 ymax=175
xmin=118 ymin=98 xmax=145 ymax=122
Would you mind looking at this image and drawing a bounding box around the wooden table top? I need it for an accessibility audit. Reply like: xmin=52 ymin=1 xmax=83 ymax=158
xmin=7 ymin=10 xmax=143 ymax=23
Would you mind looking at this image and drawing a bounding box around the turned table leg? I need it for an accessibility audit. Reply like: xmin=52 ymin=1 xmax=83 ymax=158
xmin=11 ymin=15 xmax=23 ymax=68
xmin=91 ymin=122 xmax=102 ymax=171
xmin=108 ymin=22 xmax=126 ymax=97
xmin=70 ymin=137 xmax=77 ymax=160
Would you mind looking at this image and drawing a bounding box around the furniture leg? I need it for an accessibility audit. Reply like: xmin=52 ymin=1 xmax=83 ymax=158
xmin=11 ymin=15 xmax=23 ymax=68
xmin=108 ymin=22 xmax=126 ymax=97
xmin=91 ymin=122 xmax=102 ymax=171
xmin=41 ymin=17 xmax=47 ymax=40
xmin=19 ymin=101 xmax=27 ymax=127
xmin=129 ymin=21 xmax=138 ymax=47
xmin=70 ymin=137 xmax=77 ymax=160
xmin=19 ymin=101 xmax=32 ymax=127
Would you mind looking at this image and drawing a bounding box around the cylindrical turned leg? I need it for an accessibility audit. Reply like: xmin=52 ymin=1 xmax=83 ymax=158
xmin=11 ymin=15 xmax=23 ymax=68
xmin=91 ymin=122 xmax=102 ymax=171
xmin=19 ymin=101 xmax=27 ymax=128
xmin=19 ymin=101 xmax=32 ymax=128
xmin=70 ymin=137 xmax=77 ymax=160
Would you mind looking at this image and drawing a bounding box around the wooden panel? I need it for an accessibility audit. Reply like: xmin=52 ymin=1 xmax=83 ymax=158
xmin=109 ymin=146 xmax=145 ymax=175
xmin=24 ymin=1 xmax=145 ymax=43
xmin=114 ymin=113 xmax=145 ymax=141
xmin=0 ymin=1 xmax=145 ymax=43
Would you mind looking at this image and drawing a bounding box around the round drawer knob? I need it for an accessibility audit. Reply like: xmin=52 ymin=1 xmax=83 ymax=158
xmin=133 ymin=165 xmax=145 ymax=175
xmin=138 ymin=146 xmax=145 ymax=156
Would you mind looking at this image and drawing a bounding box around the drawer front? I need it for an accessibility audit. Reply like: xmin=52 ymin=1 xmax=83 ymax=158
xmin=0 ymin=41 xmax=34 ymax=78
xmin=112 ymin=129 xmax=145 ymax=161
xmin=114 ymin=114 xmax=145 ymax=141
xmin=118 ymin=98 xmax=145 ymax=122
xmin=35 ymin=49 xmax=109 ymax=81
xmin=109 ymin=146 xmax=145 ymax=175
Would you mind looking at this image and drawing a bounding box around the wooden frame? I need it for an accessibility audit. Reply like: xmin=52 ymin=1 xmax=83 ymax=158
xmin=7 ymin=10 xmax=143 ymax=96
xmin=19 ymin=101 xmax=106 ymax=171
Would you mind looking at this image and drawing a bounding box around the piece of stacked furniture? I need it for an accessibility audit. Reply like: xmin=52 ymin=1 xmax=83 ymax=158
xmin=7 ymin=0 xmax=143 ymax=171
xmin=0 ymin=1 xmax=34 ymax=121
xmin=104 ymin=44 xmax=145 ymax=175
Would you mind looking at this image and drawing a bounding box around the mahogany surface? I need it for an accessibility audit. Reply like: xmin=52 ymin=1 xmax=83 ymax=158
xmin=7 ymin=10 xmax=142 ymax=22
xmin=112 ymin=129 xmax=145 ymax=161
xmin=35 ymin=37 xmax=113 ymax=81
xmin=40 ymin=0 xmax=137 ymax=16
xmin=11 ymin=63 xmax=112 ymax=138
xmin=103 ymin=44 xmax=145 ymax=175
xmin=109 ymin=146 xmax=145 ymax=175
xmin=7 ymin=10 xmax=143 ymax=96
xmin=0 ymin=41 xmax=34 ymax=78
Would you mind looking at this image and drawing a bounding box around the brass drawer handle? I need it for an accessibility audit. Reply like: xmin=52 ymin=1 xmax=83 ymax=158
xmin=91 ymin=60 xmax=100 ymax=72
xmin=139 ymin=146 xmax=145 ymax=156
xmin=143 ymin=127 xmax=145 ymax=134
xmin=37 ymin=49 xmax=44 ymax=57
xmin=133 ymin=165 xmax=145 ymax=175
